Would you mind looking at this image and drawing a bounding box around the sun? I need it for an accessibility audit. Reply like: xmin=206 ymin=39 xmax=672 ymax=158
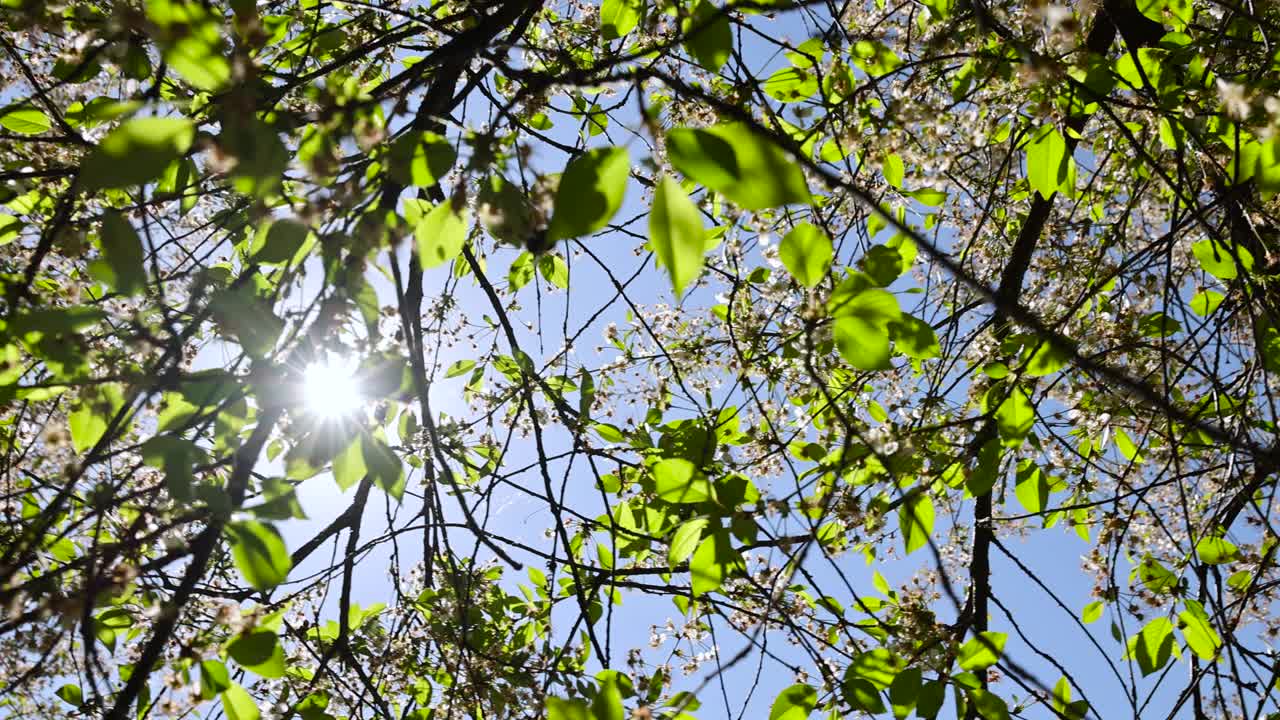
xmin=300 ymin=355 xmax=365 ymax=419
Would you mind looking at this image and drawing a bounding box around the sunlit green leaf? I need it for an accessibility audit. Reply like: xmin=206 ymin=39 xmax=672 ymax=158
xmin=667 ymin=123 xmax=810 ymax=210
xmin=80 ymin=117 xmax=194 ymax=191
xmin=778 ymin=223 xmax=832 ymax=288
xmin=650 ymin=175 xmax=706 ymax=296
xmin=225 ymin=520 xmax=292 ymax=591
xmin=548 ymin=146 xmax=630 ymax=242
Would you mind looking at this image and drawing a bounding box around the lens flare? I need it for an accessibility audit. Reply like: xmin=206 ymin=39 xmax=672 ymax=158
xmin=301 ymin=356 xmax=364 ymax=418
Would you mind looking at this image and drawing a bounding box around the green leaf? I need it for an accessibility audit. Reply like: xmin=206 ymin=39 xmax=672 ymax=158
xmin=653 ymin=458 xmax=712 ymax=503
xmin=415 ymin=201 xmax=470 ymax=269
xmin=0 ymin=106 xmax=51 ymax=135
xmin=225 ymin=520 xmax=292 ymax=591
xmin=200 ymin=659 xmax=231 ymax=700
xmin=1014 ymin=464 xmax=1050 ymax=514
xmin=592 ymin=675 xmax=625 ymax=720
xmin=882 ymin=153 xmax=905 ymax=188
xmin=147 ymin=0 xmax=230 ymax=90
xmin=601 ymin=0 xmax=643 ymax=39
xmin=957 ymin=631 xmax=1007 ymax=670
xmin=548 ymin=146 xmax=630 ymax=242
xmin=889 ymin=668 xmax=921 ymax=720
xmin=227 ymin=630 xmax=286 ymax=678
xmin=833 ymin=289 xmax=902 ymax=370
xmin=764 ymin=67 xmax=819 ymax=103
xmin=1024 ymin=339 xmax=1069 ymax=376
xmin=509 ymin=251 xmax=535 ymax=290
xmin=388 ymin=131 xmax=456 ymax=188
xmin=546 ymin=697 xmax=590 ymax=720
xmin=1192 ymin=239 xmax=1252 ymax=280
xmin=669 ymin=517 xmax=709 ymax=565
xmin=1081 ymin=600 xmax=1104 ymax=624
xmin=689 ymin=530 xmax=743 ymax=596
xmin=666 ymin=123 xmax=810 ymax=211
xmin=843 ymin=676 xmax=886 ymax=714
xmin=222 ymin=683 xmax=261 ymax=720
xmin=331 ymin=435 xmax=366 ymax=492
xmin=968 ymin=689 xmax=1010 ymax=720
xmin=995 ymin=387 xmax=1034 ymax=445
xmin=848 ymin=648 xmax=903 ymax=689
xmin=0 ymin=214 xmax=21 ymax=245
xmin=363 ymin=433 xmax=405 ymax=501
xmin=916 ymin=680 xmax=945 ymax=719
xmin=80 ymin=117 xmax=195 ymax=191
xmin=89 ymin=211 xmax=147 ymax=295
xmin=1177 ymin=599 xmax=1221 ymax=661
xmin=251 ymin=220 xmax=310 ymax=265
xmin=445 ymin=359 xmax=476 ymax=379
xmin=769 ymin=684 xmax=817 ymax=720
xmin=141 ymin=435 xmax=201 ymax=501
xmin=898 ymin=491 xmax=934 ymax=554
xmin=1125 ymin=617 xmax=1177 ymax=676
xmin=650 ymin=176 xmax=706 ymax=296
xmin=221 ymin=119 xmax=288 ymax=197
xmin=538 ymin=253 xmax=569 ymax=288
xmin=1190 ymin=290 xmax=1224 ymax=316
xmin=891 ymin=315 xmax=940 ymax=360
xmin=1195 ymin=536 xmax=1239 ymax=565
xmin=1026 ymin=124 xmax=1073 ymax=199
xmin=683 ymin=0 xmax=731 ymax=72
xmin=908 ymin=187 xmax=947 ymax=206
xmin=778 ymin=223 xmax=833 ymax=288
xmin=69 ymin=384 xmax=125 ymax=454
xmin=56 ymin=684 xmax=83 ymax=707
xmin=209 ymin=286 xmax=283 ymax=359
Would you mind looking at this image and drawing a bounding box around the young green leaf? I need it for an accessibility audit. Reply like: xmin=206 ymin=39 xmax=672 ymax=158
xmin=650 ymin=175 xmax=706 ymax=296
xmin=92 ymin=211 xmax=147 ymax=296
xmin=689 ymin=530 xmax=743 ymax=596
xmin=1195 ymin=536 xmax=1239 ymax=564
xmin=388 ymin=131 xmax=456 ymax=188
xmin=227 ymin=630 xmax=285 ymax=678
xmin=668 ymin=517 xmax=710 ymax=565
xmin=653 ymin=458 xmax=712 ymax=504
xmin=221 ymin=683 xmax=261 ymax=720
xmin=769 ymin=684 xmax=817 ymax=720
xmin=251 ymin=220 xmax=310 ymax=265
xmin=0 ymin=106 xmax=51 ymax=135
xmin=666 ymin=123 xmax=810 ymax=210
xmin=995 ymin=387 xmax=1034 ymax=445
xmin=898 ymin=491 xmax=934 ymax=554
xmin=832 ymin=289 xmax=902 ymax=370
xmin=882 ymin=153 xmax=905 ymax=188
xmin=200 ymin=660 xmax=231 ymax=700
xmin=1192 ymin=238 xmax=1252 ymax=280
xmin=592 ymin=675 xmax=625 ymax=720
xmin=1026 ymin=124 xmax=1073 ymax=199
xmin=601 ymin=0 xmax=643 ymax=40
xmin=957 ymin=631 xmax=1008 ymax=670
xmin=225 ymin=520 xmax=292 ymax=591
xmin=331 ymin=435 xmax=366 ymax=492
xmin=80 ymin=117 xmax=195 ymax=191
xmin=1125 ymin=617 xmax=1177 ymax=676
xmin=778 ymin=223 xmax=833 ymax=288
xmin=547 ymin=146 xmax=630 ymax=242
xmin=1177 ymin=599 xmax=1221 ymax=660
xmin=683 ymin=0 xmax=731 ymax=71
xmin=69 ymin=384 xmax=125 ymax=453
xmin=415 ymin=201 xmax=470 ymax=269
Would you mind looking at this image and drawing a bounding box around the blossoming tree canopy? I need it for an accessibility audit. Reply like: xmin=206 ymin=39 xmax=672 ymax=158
xmin=2 ymin=0 xmax=1280 ymax=718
